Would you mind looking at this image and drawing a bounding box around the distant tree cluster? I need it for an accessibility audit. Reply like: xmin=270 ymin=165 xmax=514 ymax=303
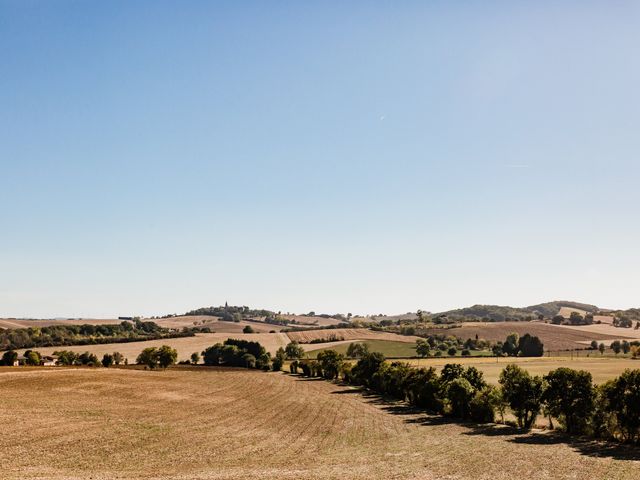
xmin=201 ymin=339 xmax=271 ymax=370
xmin=414 ymin=335 xmax=488 ymax=358
xmin=613 ymin=316 xmax=633 ymax=328
xmin=184 ymin=304 xmax=274 ymax=322
xmin=136 ymin=345 xmax=178 ymax=369
xmin=491 ymin=333 xmax=544 ymax=357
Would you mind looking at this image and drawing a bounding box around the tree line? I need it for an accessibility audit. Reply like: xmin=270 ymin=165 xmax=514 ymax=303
xmin=0 ymin=320 xmax=200 ymax=351
xmin=292 ymin=349 xmax=640 ymax=444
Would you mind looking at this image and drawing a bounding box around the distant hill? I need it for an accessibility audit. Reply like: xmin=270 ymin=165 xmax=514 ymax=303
xmin=524 ymin=301 xmax=599 ymax=318
xmin=435 ymin=300 xmax=599 ymax=322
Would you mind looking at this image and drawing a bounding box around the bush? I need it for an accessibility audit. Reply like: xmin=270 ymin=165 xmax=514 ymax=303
xmin=243 ymin=325 xmax=255 ymax=334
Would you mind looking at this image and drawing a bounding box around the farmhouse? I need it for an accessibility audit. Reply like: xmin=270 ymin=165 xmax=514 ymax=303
xmin=14 ymin=354 xmax=59 ymax=366
xmin=41 ymin=355 xmax=58 ymax=366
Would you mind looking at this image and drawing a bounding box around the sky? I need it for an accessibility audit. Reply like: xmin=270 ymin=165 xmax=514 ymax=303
xmin=1 ymin=1 xmax=640 ymax=318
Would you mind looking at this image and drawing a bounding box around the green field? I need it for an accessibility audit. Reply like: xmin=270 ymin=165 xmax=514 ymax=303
xmin=306 ymin=339 xmax=492 ymax=359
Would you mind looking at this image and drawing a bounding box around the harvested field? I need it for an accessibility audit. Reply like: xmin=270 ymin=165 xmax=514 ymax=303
xmin=421 ymin=322 xmax=628 ymax=351
xmin=14 ymin=332 xmax=290 ymax=362
xmin=0 ymin=316 xmax=283 ymax=333
xmin=0 ymin=317 xmax=124 ymax=329
xmin=557 ymin=322 xmax=640 ymax=344
xmin=594 ymin=315 xmax=615 ymax=325
xmin=558 ymin=306 xmax=588 ymax=318
xmin=1 ymin=367 xmax=639 ymax=479
xmin=406 ymin=355 xmax=640 ymax=385
xmin=281 ymin=314 xmax=346 ymax=327
xmin=286 ymin=328 xmax=421 ymax=344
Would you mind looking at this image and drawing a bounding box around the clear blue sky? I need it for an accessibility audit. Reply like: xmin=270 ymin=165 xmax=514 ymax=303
xmin=1 ymin=1 xmax=639 ymax=318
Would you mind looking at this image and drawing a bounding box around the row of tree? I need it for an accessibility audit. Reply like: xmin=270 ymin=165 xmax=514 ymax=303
xmin=0 ymin=320 xmax=197 ymax=351
xmin=293 ymin=350 xmax=640 ymax=443
xmin=0 ymin=349 xmax=129 ymax=367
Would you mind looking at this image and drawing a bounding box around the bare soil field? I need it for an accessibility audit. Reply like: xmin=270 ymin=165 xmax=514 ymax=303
xmin=286 ymin=328 xmax=421 ymax=344
xmin=0 ymin=315 xmax=283 ymax=333
xmin=594 ymin=315 xmax=615 ymax=325
xmin=281 ymin=314 xmax=346 ymax=327
xmin=0 ymin=318 xmax=124 ymax=329
xmin=406 ymin=355 xmax=640 ymax=385
xmin=1 ymin=367 xmax=639 ymax=480
xmin=422 ymin=322 xmax=628 ymax=351
xmin=558 ymin=306 xmax=589 ymax=318
xmin=556 ymin=323 xmax=640 ymax=345
xmin=15 ymin=332 xmax=290 ymax=362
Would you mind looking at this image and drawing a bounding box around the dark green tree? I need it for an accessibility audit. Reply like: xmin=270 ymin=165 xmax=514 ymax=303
xmin=317 ymin=349 xmax=344 ymax=380
xmin=543 ymin=368 xmax=594 ymax=434
xmin=136 ymin=347 xmax=159 ymax=369
xmin=1 ymin=350 xmax=18 ymax=366
xmin=101 ymin=354 xmax=114 ymax=368
xmin=284 ymin=342 xmax=305 ymax=359
xmin=600 ymin=369 xmax=640 ymax=442
xmin=499 ymin=364 xmax=544 ymax=430
xmin=272 ymin=347 xmax=286 ymax=371
xmin=518 ymin=334 xmax=544 ymax=357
